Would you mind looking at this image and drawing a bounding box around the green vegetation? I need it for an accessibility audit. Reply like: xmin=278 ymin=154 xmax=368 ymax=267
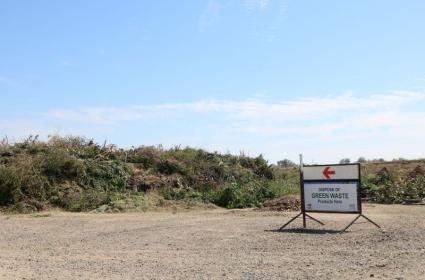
xmin=1 ymin=136 xmax=423 ymax=213
xmin=0 ymin=136 xmax=299 ymax=212
xmin=361 ymin=165 xmax=425 ymax=203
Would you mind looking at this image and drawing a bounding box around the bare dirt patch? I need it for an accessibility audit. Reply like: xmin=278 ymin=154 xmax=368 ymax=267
xmin=259 ymin=196 xmax=301 ymax=212
xmin=0 ymin=204 xmax=424 ymax=279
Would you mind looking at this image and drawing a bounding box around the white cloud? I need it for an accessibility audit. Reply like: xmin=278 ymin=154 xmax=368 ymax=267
xmin=4 ymin=90 xmax=425 ymax=163
xmin=47 ymin=90 xmax=424 ymax=125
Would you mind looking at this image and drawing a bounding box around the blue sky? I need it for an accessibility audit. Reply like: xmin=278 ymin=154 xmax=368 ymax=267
xmin=1 ymin=0 xmax=425 ymax=163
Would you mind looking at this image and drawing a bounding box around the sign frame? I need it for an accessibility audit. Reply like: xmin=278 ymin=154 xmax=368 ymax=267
xmin=301 ymin=163 xmax=362 ymax=214
xmin=279 ymin=155 xmax=381 ymax=233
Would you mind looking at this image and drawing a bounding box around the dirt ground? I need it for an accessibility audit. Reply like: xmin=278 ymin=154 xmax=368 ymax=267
xmin=1 ymin=204 xmax=424 ymax=280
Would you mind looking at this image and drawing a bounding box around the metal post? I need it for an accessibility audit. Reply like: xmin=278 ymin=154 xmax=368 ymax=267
xmin=358 ymin=163 xmax=363 ymax=214
xmin=299 ymin=154 xmax=306 ymax=228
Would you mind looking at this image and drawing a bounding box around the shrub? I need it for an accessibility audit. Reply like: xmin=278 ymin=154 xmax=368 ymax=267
xmin=339 ymin=158 xmax=351 ymax=164
xmin=214 ymin=181 xmax=275 ymax=209
xmin=361 ymin=169 xmax=425 ymax=203
xmin=0 ymin=166 xmax=22 ymax=205
xmin=156 ymin=158 xmax=186 ymax=175
xmin=267 ymin=178 xmax=300 ymax=197
xmin=0 ymin=159 xmax=52 ymax=206
xmin=405 ymin=176 xmax=425 ymax=200
xmin=126 ymin=146 xmax=159 ymax=168
xmin=160 ymin=187 xmax=187 ymax=200
xmin=83 ymin=160 xmax=131 ymax=192
xmin=362 ymin=169 xmax=403 ymax=203
xmin=277 ymin=159 xmax=297 ymax=168
xmin=48 ymin=135 xmax=103 ymax=159
xmin=42 ymin=149 xmax=85 ymax=180
xmin=239 ymin=155 xmax=274 ymax=180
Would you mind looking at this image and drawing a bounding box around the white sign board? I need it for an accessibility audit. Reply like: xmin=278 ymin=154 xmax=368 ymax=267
xmin=302 ymin=164 xmax=360 ymax=213
xmin=304 ymin=182 xmax=359 ymax=212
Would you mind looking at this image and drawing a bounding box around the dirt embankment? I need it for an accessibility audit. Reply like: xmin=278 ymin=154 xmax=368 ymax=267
xmin=0 ymin=204 xmax=424 ymax=279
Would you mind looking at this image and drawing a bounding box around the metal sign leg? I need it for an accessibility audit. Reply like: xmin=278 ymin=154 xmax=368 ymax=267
xmin=305 ymin=214 xmax=325 ymax=226
xmin=340 ymin=214 xmax=361 ymax=233
xmin=279 ymin=212 xmax=325 ymax=231
xmin=279 ymin=212 xmax=302 ymax=231
xmin=340 ymin=214 xmax=381 ymax=233
xmin=360 ymin=214 xmax=381 ymax=229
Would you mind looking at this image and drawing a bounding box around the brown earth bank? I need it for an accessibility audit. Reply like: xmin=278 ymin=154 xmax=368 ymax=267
xmin=0 ymin=204 xmax=424 ymax=280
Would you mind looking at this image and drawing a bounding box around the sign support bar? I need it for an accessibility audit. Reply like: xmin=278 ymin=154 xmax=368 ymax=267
xmin=279 ymin=213 xmax=324 ymax=231
xmin=340 ymin=214 xmax=381 ymax=233
xmin=279 ymin=212 xmax=302 ymax=230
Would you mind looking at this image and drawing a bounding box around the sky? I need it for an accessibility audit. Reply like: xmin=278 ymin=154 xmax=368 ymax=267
xmin=1 ymin=0 xmax=425 ymax=164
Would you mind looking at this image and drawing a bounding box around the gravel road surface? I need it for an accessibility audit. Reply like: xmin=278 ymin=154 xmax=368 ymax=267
xmin=1 ymin=204 xmax=424 ymax=279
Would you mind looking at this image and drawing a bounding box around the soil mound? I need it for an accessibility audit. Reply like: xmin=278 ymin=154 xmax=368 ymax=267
xmin=260 ymin=196 xmax=300 ymax=211
xmin=409 ymin=166 xmax=425 ymax=179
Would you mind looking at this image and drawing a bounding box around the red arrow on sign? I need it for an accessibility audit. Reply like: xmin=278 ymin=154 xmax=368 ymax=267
xmin=323 ymin=167 xmax=336 ymax=179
